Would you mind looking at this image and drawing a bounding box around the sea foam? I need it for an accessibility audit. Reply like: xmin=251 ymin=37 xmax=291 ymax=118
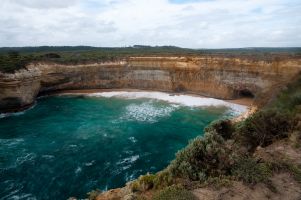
xmin=87 ymin=91 xmax=247 ymax=115
xmin=122 ymin=102 xmax=177 ymax=123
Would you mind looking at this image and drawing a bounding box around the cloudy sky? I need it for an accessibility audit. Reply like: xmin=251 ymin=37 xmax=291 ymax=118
xmin=0 ymin=0 xmax=300 ymax=48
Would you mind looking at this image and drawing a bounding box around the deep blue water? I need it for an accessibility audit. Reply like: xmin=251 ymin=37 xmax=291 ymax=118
xmin=0 ymin=95 xmax=231 ymax=200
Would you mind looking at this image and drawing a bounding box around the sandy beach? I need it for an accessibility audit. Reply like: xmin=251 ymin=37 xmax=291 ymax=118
xmin=46 ymin=88 xmax=254 ymax=107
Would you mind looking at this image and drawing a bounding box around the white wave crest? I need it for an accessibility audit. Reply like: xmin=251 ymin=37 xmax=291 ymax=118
xmin=6 ymin=193 xmax=37 ymax=200
xmin=117 ymin=155 xmax=140 ymax=165
xmin=122 ymin=102 xmax=176 ymax=123
xmin=16 ymin=153 xmax=37 ymax=165
xmin=75 ymin=166 xmax=82 ymax=175
xmin=0 ymin=138 xmax=24 ymax=147
xmin=84 ymin=160 xmax=96 ymax=167
xmin=129 ymin=137 xmax=137 ymax=143
xmin=87 ymin=91 xmax=247 ymax=115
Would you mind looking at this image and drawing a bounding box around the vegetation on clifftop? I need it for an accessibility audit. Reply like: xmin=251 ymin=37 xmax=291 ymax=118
xmin=108 ymin=74 xmax=301 ymax=200
xmin=0 ymin=51 xmax=33 ymax=73
xmin=1 ymin=46 xmax=300 ymax=73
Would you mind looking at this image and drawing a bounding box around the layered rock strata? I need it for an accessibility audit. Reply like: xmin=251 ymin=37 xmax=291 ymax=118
xmin=1 ymin=56 xmax=300 ymax=112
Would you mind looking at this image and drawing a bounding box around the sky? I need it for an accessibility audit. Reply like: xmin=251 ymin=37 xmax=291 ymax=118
xmin=0 ymin=0 xmax=300 ymax=48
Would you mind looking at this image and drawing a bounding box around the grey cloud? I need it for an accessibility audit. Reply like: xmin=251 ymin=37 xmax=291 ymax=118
xmin=8 ymin=0 xmax=79 ymax=9
xmin=0 ymin=0 xmax=300 ymax=48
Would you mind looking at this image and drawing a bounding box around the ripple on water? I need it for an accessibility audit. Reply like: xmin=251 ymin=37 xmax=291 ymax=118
xmin=41 ymin=155 xmax=55 ymax=160
xmin=16 ymin=153 xmax=36 ymax=166
xmin=0 ymin=93 xmax=239 ymax=199
xmin=113 ymin=155 xmax=140 ymax=172
xmin=128 ymin=137 xmax=137 ymax=143
xmin=84 ymin=160 xmax=96 ymax=167
xmin=117 ymin=155 xmax=140 ymax=165
xmin=121 ymin=102 xmax=177 ymax=123
xmin=75 ymin=167 xmax=82 ymax=175
xmin=7 ymin=193 xmax=37 ymax=200
xmin=0 ymin=138 xmax=25 ymax=147
xmin=1 ymin=180 xmax=37 ymax=200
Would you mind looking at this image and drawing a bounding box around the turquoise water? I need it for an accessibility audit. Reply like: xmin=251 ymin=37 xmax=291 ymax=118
xmin=0 ymin=95 xmax=231 ymax=200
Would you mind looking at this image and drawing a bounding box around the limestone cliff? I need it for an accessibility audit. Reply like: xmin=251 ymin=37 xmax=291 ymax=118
xmin=0 ymin=55 xmax=301 ymax=112
xmin=0 ymin=68 xmax=41 ymax=112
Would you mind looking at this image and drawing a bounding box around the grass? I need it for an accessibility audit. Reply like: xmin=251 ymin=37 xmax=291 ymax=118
xmin=152 ymin=186 xmax=197 ymax=200
xmin=288 ymin=165 xmax=301 ymax=184
xmin=231 ymin=156 xmax=272 ymax=184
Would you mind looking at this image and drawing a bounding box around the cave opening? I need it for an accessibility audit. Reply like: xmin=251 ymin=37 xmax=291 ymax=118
xmin=238 ymin=89 xmax=255 ymax=98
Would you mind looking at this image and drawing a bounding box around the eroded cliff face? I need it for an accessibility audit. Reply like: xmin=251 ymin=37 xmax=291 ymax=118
xmin=0 ymin=68 xmax=41 ymax=112
xmin=0 ymin=56 xmax=301 ymax=112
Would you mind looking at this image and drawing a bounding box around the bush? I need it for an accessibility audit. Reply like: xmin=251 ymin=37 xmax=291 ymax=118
xmin=169 ymin=130 xmax=236 ymax=181
xmin=287 ymin=164 xmax=301 ymax=184
xmin=153 ymin=170 xmax=174 ymax=189
xmin=138 ymin=173 xmax=156 ymax=191
xmin=235 ymin=109 xmax=294 ymax=151
xmin=0 ymin=52 xmax=32 ymax=73
xmin=205 ymin=119 xmax=234 ymax=140
xmin=130 ymin=173 xmax=156 ymax=192
xmin=152 ymin=186 xmax=197 ymax=200
xmin=267 ymin=160 xmax=301 ymax=184
xmin=43 ymin=53 xmax=61 ymax=59
xmin=231 ymin=156 xmax=272 ymax=184
xmin=203 ymin=175 xmax=233 ymax=189
xmin=271 ymin=75 xmax=301 ymax=111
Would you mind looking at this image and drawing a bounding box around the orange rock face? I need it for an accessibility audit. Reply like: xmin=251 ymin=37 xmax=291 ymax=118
xmin=0 ymin=55 xmax=301 ymax=112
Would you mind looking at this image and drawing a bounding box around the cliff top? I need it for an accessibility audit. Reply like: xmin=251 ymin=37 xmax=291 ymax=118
xmin=1 ymin=46 xmax=301 ymax=73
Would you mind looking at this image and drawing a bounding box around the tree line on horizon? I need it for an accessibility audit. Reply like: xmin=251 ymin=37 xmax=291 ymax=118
xmin=0 ymin=46 xmax=300 ymax=73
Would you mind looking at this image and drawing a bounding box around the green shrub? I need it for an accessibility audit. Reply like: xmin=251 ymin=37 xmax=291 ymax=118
xmin=235 ymin=109 xmax=293 ymax=151
xmin=0 ymin=51 xmax=32 ymax=73
xmin=203 ymin=175 xmax=233 ymax=189
xmin=231 ymin=156 xmax=272 ymax=184
xmin=268 ymin=160 xmax=301 ymax=184
xmin=138 ymin=173 xmax=156 ymax=191
xmin=205 ymin=119 xmax=234 ymax=140
xmin=169 ymin=130 xmax=235 ymax=181
xmin=286 ymin=164 xmax=301 ymax=184
xmin=152 ymin=186 xmax=197 ymax=200
xmin=271 ymin=75 xmax=301 ymax=111
xmin=130 ymin=181 xmax=141 ymax=192
xmin=130 ymin=173 xmax=156 ymax=192
xmin=153 ymin=170 xmax=174 ymax=189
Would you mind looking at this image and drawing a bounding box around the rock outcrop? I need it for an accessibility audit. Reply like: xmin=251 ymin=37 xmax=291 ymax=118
xmin=0 ymin=67 xmax=41 ymax=112
xmin=0 ymin=55 xmax=301 ymax=112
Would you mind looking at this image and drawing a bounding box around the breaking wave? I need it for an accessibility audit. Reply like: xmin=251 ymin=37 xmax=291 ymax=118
xmin=87 ymin=91 xmax=248 ymax=115
xmin=121 ymin=102 xmax=178 ymax=123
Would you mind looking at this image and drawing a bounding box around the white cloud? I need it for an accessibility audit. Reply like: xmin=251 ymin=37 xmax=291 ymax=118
xmin=0 ymin=0 xmax=300 ymax=48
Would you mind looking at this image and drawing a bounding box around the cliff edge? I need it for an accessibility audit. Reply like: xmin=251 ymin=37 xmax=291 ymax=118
xmin=1 ymin=55 xmax=301 ymax=113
